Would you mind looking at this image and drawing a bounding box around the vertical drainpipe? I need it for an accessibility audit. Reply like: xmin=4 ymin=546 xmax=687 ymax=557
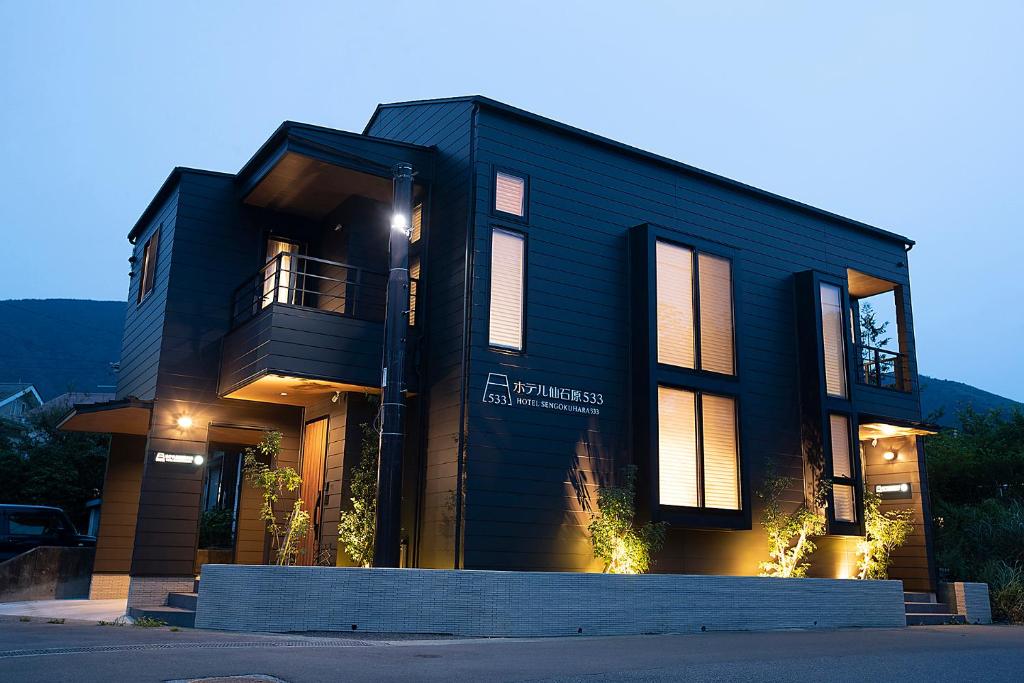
xmin=372 ymin=162 xmax=414 ymax=568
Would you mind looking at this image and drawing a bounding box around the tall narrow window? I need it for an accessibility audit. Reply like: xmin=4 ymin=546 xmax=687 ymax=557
xmin=658 ymin=386 xmax=740 ymax=510
xmin=488 ymin=229 xmax=524 ymax=350
xmin=658 ymin=386 xmax=698 ymax=507
xmin=495 ymin=172 xmax=526 ymax=217
xmin=656 ymin=241 xmax=695 ymax=368
xmin=698 ymin=253 xmax=735 ymax=375
xmin=263 ymin=238 xmax=298 ymax=308
xmin=137 ymin=227 xmax=160 ymax=304
xmin=829 ymin=413 xmax=856 ymax=522
xmin=408 ymin=257 xmax=420 ymax=327
xmin=820 ymin=283 xmax=848 ymax=397
xmin=410 ymin=203 xmax=423 ymax=243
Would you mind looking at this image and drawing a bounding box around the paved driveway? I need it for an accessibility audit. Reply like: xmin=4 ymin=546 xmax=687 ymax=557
xmin=0 ymin=599 xmax=126 ymax=622
xmin=0 ymin=618 xmax=1021 ymax=682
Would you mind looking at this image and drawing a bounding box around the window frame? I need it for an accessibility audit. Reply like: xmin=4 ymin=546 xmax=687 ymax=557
xmin=654 ymin=383 xmax=743 ymax=517
xmin=136 ymin=226 xmax=161 ymax=305
xmin=824 ymin=410 xmax=863 ymax=534
xmin=654 ymin=235 xmax=738 ymax=379
xmin=486 ymin=225 xmax=528 ymax=353
xmin=490 ymin=166 xmax=530 ymax=224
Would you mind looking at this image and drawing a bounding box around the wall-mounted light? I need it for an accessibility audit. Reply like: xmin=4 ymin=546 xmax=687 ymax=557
xmin=194 ymin=455 xmax=204 ymax=466
xmin=391 ymin=212 xmax=409 ymax=233
xmin=279 ymin=392 xmax=288 ymax=397
xmin=176 ymin=415 xmax=193 ymax=429
xmin=883 ymin=451 xmax=897 ymax=462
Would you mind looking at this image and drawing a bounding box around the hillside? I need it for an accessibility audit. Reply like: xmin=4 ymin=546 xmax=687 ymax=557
xmin=0 ymin=299 xmax=124 ymax=400
xmin=0 ymin=299 xmax=1019 ymax=424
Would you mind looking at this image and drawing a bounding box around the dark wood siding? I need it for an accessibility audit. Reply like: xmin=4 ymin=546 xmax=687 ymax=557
xmin=460 ymin=105 xmax=924 ymax=576
xmin=93 ymin=434 xmax=146 ymax=574
xmin=368 ymin=101 xmax=476 ymax=568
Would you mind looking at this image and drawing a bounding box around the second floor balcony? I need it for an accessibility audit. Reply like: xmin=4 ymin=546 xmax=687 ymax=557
xmin=857 ymin=344 xmax=913 ymax=393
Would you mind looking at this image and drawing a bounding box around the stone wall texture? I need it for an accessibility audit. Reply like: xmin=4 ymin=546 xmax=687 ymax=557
xmin=89 ymin=573 xmax=131 ymax=599
xmin=941 ymin=582 xmax=993 ymax=625
xmin=195 ymin=566 xmax=907 ymax=636
xmin=126 ymin=575 xmax=195 ymax=609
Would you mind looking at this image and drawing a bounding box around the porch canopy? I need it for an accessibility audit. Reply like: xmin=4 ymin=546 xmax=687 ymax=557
xmin=858 ymin=415 xmax=940 ymax=440
xmin=57 ymin=397 xmax=152 ymax=436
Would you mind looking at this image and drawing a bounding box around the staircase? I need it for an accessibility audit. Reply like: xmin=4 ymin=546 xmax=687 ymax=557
xmin=904 ymin=591 xmax=966 ymax=626
xmin=128 ymin=580 xmax=198 ymax=628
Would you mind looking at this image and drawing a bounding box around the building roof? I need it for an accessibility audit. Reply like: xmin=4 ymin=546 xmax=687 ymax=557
xmin=365 ymin=95 xmax=914 ymax=247
xmin=0 ymin=383 xmax=43 ymax=409
xmin=36 ymin=391 xmax=117 ymax=415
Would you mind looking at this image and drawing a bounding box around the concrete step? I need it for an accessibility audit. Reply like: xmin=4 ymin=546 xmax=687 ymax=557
xmin=905 ymin=601 xmax=953 ymax=615
xmin=906 ymin=613 xmax=967 ymax=626
xmin=167 ymin=592 xmax=198 ymax=611
xmin=128 ymin=605 xmax=196 ymax=628
xmin=903 ymin=592 xmax=936 ymax=604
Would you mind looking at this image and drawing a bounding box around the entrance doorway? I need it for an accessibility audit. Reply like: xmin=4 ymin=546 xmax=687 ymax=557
xmin=298 ymin=418 xmax=329 ymax=565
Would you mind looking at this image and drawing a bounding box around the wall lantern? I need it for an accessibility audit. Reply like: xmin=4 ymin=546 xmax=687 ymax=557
xmin=882 ymin=451 xmax=897 ymax=462
xmin=176 ymin=415 xmax=193 ymax=429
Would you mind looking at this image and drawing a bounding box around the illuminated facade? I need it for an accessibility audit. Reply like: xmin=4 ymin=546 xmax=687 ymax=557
xmin=59 ymin=96 xmax=937 ymax=610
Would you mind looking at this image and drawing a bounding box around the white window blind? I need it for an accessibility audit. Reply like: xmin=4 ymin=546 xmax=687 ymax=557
xmin=698 ymin=253 xmax=734 ymax=375
xmin=658 ymin=386 xmax=699 ymax=507
xmin=411 ymin=203 xmax=423 ymax=243
xmin=488 ymin=229 xmax=524 ymax=349
xmin=702 ymin=394 xmax=739 ymax=510
xmin=656 ymin=241 xmax=695 ymax=368
xmin=495 ymin=172 xmax=525 ymax=217
xmin=409 ymin=257 xmax=420 ymax=327
xmin=263 ymin=238 xmax=297 ymax=308
xmin=833 ymin=485 xmax=856 ymax=522
xmin=829 ymin=414 xmax=852 ymax=479
xmin=820 ymin=283 xmax=848 ymax=397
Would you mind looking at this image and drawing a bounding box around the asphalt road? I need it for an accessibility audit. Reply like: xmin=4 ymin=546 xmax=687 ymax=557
xmin=0 ymin=617 xmax=1022 ymax=682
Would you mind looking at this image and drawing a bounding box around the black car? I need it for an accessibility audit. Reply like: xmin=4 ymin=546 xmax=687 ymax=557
xmin=0 ymin=505 xmax=96 ymax=562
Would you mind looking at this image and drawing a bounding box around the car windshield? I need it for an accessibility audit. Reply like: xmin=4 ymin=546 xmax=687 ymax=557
xmin=8 ymin=511 xmax=66 ymax=536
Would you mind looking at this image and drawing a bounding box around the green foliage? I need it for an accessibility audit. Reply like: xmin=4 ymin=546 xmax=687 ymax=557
xmin=588 ymin=465 xmax=667 ymax=574
xmin=197 ymin=507 xmax=234 ymax=548
xmin=856 ymin=490 xmax=913 ymax=579
xmin=132 ymin=616 xmax=166 ymax=628
xmin=977 ymin=560 xmax=1024 ymax=624
xmin=0 ymin=407 xmax=108 ymax=528
xmin=933 ymin=498 xmax=1024 ymax=582
xmin=926 ymin=407 xmax=1024 ymax=504
xmin=338 ymin=423 xmax=379 ymax=567
xmin=242 ymin=431 xmax=310 ymax=566
xmin=757 ymin=474 xmax=826 ymax=578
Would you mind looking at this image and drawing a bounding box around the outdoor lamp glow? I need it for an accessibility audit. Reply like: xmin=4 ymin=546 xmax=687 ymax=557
xmin=391 ymin=212 xmax=409 ymax=232
xmin=193 ymin=455 xmax=204 ymax=466
xmin=176 ymin=415 xmax=193 ymax=429
xmin=882 ymin=450 xmax=897 ymax=461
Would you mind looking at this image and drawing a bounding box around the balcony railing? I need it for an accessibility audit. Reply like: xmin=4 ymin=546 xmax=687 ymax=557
xmin=230 ymin=253 xmax=388 ymax=328
xmin=858 ymin=344 xmax=911 ymax=392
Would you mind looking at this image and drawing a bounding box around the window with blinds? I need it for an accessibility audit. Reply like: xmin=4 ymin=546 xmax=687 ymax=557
xmin=658 ymin=386 xmax=740 ymax=511
xmin=409 ymin=257 xmax=420 ymax=327
xmin=488 ymin=228 xmax=525 ymax=350
xmin=820 ymin=283 xmax=848 ymax=397
xmin=656 ymin=242 xmax=695 ymax=368
xmin=495 ymin=171 xmax=526 ymax=217
xmin=829 ymin=413 xmax=857 ymax=522
xmin=698 ymin=253 xmax=735 ymax=375
xmin=411 ymin=203 xmax=423 ymax=243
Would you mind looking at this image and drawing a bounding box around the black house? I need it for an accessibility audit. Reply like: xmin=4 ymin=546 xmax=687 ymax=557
xmin=59 ymin=96 xmax=937 ymax=608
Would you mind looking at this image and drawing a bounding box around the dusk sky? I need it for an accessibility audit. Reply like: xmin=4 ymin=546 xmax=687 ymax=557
xmin=1 ymin=2 xmax=1021 ymax=400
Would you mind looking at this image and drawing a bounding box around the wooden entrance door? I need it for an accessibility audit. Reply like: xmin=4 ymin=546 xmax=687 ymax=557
xmin=299 ymin=418 xmax=328 ymax=565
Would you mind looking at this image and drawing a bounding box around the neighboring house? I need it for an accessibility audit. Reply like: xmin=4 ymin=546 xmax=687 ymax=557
xmin=59 ymin=96 xmax=938 ymax=609
xmin=36 ymin=392 xmax=116 ymax=417
xmin=0 ymin=383 xmax=43 ymax=424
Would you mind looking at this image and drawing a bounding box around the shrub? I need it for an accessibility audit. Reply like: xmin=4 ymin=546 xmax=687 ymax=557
xmin=338 ymin=423 xmax=379 ymax=567
xmin=977 ymin=560 xmax=1024 ymax=624
xmin=243 ymin=431 xmax=310 ymax=566
xmin=588 ymin=465 xmax=667 ymax=574
xmin=758 ymin=474 xmax=826 ymax=578
xmin=197 ymin=507 xmax=234 ymax=548
xmin=856 ymin=490 xmax=914 ymax=580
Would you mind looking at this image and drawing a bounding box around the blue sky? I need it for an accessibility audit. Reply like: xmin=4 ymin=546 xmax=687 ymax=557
xmin=1 ymin=1 xmax=1021 ymax=400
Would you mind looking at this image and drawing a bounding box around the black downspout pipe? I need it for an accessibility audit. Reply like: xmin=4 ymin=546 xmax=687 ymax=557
xmin=373 ymin=162 xmax=414 ymax=568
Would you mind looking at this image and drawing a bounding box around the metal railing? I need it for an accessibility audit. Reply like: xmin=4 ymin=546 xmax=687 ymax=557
xmin=858 ymin=344 xmax=911 ymax=392
xmin=230 ymin=252 xmax=389 ymax=327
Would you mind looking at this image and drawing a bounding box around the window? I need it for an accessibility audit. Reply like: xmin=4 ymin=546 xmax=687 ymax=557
xmin=137 ymin=227 xmax=160 ymax=303
xmin=262 ymin=238 xmax=299 ymax=308
xmin=494 ymin=171 xmax=526 ymax=217
xmin=829 ymin=413 xmax=857 ymax=522
xmin=820 ymin=283 xmax=848 ymax=397
xmin=656 ymin=241 xmax=735 ymax=374
xmin=488 ymin=229 xmax=525 ymax=350
xmin=8 ymin=512 xmax=65 ymax=537
xmin=409 ymin=257 xmax=420 ymax=327
xmin=658 ymin=386 xmax=740 ymax=510
xmin=411 ymin=203 xmax=423 ymax=243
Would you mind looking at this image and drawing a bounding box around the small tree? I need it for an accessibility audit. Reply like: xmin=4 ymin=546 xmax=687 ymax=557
xmin=856 ymin=490 xmax=913 ymax=579
xmin=242 ymin=431 xmax=310 ymax=566
xmin=589 ymin=465 xmax=667 ymax=574
xmin=758 ymin=474 xmax=826 ymax=578
xmin=338 ymin=423 xmax=379 ymax=567
xmin=858 ymin=302 xmax=891 ymax=348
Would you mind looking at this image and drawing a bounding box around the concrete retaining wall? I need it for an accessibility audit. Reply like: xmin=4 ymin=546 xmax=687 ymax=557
xmin=0 ymin=547 xmax=95 ymax=602
xmin=195 ymin=565 xmax=906 ymax=636
xmin=941 ymin=582 xmax=993 ymax=625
